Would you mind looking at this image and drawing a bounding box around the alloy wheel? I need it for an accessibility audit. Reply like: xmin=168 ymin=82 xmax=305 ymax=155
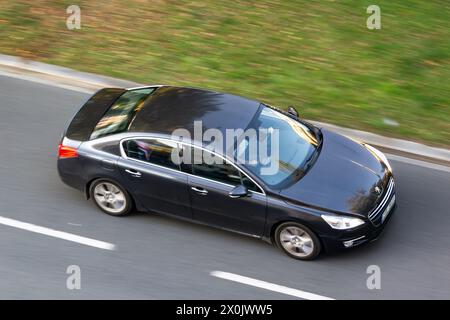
xmin=279 ymin=226 xmax=315 ymax=258
xmin=93 ymin=182 xmax=127 ymax=214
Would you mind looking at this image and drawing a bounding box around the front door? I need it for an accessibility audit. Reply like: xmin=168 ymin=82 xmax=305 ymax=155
xmin=186 ymin=147 xmax=267 ymax=236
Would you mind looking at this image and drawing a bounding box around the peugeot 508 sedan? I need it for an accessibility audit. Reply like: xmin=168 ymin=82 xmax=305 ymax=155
xmin=58 ymin=85 xmax=396 ymax=260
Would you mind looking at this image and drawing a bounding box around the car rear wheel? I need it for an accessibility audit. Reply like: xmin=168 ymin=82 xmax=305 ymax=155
xmin=90 ymin=179 xmax=132 ymax=216
xmin=275 ymin=222 xmax=321 ymax=260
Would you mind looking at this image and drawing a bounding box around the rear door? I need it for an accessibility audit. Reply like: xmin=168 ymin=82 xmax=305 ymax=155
xmin=117 ymin=138 xmax=191 ymax=219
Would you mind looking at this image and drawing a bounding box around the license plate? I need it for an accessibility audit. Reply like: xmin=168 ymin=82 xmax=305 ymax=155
xmin=382 ymin=195 xmax=396 ymax=223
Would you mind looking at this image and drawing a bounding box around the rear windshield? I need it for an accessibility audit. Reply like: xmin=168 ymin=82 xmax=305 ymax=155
xmin=90 ymin=88 xmax=156 ymax=140
xmin=66 ymin=88 xmax=126 ymax=141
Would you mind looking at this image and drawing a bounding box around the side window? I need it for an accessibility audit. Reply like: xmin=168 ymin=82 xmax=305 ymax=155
xmin=191 ymin=149 xmax=242 ymax=186
xmin=190 ymin=147 xmax=261 ymax=193
xmin=122 ymin=139 xmax=180 ymax=171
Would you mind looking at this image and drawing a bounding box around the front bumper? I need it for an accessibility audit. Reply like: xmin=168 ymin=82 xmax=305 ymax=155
xmin=319 ymin=197 xmax=396 ymax=253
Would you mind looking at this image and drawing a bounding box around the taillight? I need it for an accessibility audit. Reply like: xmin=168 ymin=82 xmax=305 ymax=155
xmin=58 ymin=144 xmax=78 ymax=159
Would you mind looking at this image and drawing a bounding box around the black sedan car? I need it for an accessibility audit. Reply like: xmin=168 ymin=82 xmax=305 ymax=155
xmin=58 ymin=86 xmax=396 ymax=260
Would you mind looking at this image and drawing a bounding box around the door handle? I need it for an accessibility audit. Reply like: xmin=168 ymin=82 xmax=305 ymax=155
xmin=125 ymin=169 xmax=142 ymax=177
xmin=191 ymin=186 xmax=208 ymax=195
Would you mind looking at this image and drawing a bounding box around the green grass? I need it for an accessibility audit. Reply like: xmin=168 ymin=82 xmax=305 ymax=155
xmin=0 ymin=0 xmax=449 ymax=146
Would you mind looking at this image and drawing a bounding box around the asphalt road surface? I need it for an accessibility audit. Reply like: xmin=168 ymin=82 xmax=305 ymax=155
xmin=0 ymin=74 xmax=449 ymax=299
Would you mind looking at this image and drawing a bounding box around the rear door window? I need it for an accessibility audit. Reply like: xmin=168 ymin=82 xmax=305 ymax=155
xmin=122 ymin=138 xmax=180 ymax=171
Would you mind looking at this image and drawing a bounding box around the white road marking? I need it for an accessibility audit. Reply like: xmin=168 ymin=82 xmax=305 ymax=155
xmin=210 ymin=271 xmax=334 ymax=300
xmin=0 ymin=216 xmax=115 ymax=250
xmin=386 ymin=153 xmax=450 ymax=173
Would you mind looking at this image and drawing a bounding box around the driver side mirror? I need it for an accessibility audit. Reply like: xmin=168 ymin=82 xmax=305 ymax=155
xmin=229 ymin=185 xmax=250 ymax=199
xmin=287 ymin=106 xmax=299 ymax=117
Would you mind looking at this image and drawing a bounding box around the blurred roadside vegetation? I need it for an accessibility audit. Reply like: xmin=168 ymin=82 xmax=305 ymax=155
xmin=0 ymin=0 xmax=448 ymax=146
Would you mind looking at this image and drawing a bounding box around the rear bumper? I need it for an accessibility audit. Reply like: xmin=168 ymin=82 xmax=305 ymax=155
xmin=320 ymin=202 xmax=396 ymax=253
xmin=57 ymin=158 xmax=86 ymax=193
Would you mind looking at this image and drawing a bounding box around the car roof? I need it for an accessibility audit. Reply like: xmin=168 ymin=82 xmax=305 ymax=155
xmin=128 ymin=86 xmax=261 ymax=141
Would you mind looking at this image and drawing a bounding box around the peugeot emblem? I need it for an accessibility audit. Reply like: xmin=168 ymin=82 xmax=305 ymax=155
xmin=374 ymin=186 xmax=382 ymax=195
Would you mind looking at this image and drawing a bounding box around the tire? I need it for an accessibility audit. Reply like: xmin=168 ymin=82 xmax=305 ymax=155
xmin=89 ymin=179 xmax=133 ymax=216
xmin=275 ymin=222 xmax=321 ymax=260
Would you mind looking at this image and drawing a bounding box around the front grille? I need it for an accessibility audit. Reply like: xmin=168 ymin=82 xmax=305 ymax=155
xmin=368 ymin=178 xmax=395 ymax=226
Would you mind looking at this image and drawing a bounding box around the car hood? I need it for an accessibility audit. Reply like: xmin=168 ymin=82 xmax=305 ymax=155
xmin=279 ymin=129 xmax=391 ymax=217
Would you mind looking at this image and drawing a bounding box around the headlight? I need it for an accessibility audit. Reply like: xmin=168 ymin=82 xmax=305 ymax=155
xmin=364 ymin=143 xmax=392 ymax=173
xmin=321 ymin=214 xmax=365 ymax=230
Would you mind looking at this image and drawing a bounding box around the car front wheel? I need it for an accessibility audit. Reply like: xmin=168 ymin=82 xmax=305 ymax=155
xmin=90 ymin=179 xmax=132 ymax=216
xmin=275 ymin=222 xmax=321 ymax=260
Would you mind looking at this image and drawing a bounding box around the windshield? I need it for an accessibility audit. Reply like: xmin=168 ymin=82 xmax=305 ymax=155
xmin=238 ymin=106 xmax=320 ymax=188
